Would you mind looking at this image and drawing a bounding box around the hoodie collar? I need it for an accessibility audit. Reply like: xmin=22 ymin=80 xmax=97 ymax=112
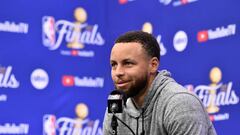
xmin=124 ymin=70 xmax=173 ymax=118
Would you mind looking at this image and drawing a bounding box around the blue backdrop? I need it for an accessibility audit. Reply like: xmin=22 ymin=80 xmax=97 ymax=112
xmin=0 ymin=0 xmax=239 ymax=135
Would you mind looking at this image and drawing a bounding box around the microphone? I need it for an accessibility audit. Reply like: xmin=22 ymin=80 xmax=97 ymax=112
xmin=108 ymin=90 xmax=127 ymax=113
xmin=107 ymin=90 xmax=135 ymax=135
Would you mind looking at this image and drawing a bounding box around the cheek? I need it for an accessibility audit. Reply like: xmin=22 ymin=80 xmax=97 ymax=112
xmin=111 ymin=70 xmax=118 ymax=82
xmin=111 ymin=72 xmax=115 ymax=80
xmin=131 ymin=66 xmax=148 ymax=75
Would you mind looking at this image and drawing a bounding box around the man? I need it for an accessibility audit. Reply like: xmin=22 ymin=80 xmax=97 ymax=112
xmin=103 ymin=31 xmax=217 ymax=135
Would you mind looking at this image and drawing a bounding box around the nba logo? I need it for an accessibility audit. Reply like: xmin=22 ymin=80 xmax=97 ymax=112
xmin=43 ymin=114 xmax=56 ymax=135
xmin=42 ymin=16 xmax=56 ymax=47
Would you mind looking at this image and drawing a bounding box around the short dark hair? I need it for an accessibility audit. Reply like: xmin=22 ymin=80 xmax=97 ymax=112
xmin=115 ymin=31 xmax=160 ymax=60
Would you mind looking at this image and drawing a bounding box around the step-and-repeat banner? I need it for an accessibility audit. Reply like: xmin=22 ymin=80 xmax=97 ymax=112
xmin=0 ymin=0 xmax=239 ymax=135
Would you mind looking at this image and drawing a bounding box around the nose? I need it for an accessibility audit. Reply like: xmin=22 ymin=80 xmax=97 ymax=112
xmin=113 ymin=65 xmax=125 ymax=77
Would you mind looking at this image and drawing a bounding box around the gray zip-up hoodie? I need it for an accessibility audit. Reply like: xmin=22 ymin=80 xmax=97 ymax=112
xmin=103 ymin=70 xmax=217 ymax=135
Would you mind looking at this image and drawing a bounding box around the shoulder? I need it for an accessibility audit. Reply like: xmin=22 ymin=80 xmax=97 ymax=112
xmin=155 ymin=81 xmax=209 ymax=123
xmin=157 ymin=80 xmax=196 ymax=104
xmin=162 ymin=93 xmax=213 ymax=134
xmin=160 ymin=81 xmax=206 ymax=117
xmin=158 ymin=83 xmax=212 ymax=134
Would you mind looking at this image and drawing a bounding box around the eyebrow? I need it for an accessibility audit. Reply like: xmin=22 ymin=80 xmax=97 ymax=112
xmin=110 ymin=58 xmax=136 ymax=64
xmin=110 ymin=60 xmax=115 ymax=63
xmin=123 ymin=58 xmax=135 ymax=62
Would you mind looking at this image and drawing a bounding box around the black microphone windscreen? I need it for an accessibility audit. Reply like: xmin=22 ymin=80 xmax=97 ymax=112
xmin=107 ymin=90 xmax=127 ymax=113
xmin=109 ymin=90 xmax=127 ymax=104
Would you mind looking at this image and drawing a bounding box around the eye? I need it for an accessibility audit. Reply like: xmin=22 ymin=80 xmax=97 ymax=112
xmin=124 ymin=61 xmax=134 ymax=67
xmin=125 ymin=62 xmax=132 ymax=65
xmin=110 ymin=62 xmax=117 ymax=68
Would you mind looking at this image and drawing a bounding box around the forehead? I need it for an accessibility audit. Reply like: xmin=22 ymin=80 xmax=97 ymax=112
xmin=111 ymin=42 xmax=143 ymax=54
xmin=110 ymin=42 xmax=148 ymax=60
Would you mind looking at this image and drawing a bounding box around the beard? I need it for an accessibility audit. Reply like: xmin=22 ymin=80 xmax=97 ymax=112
xmin=115 ymin=74 xmax=149 ymax=98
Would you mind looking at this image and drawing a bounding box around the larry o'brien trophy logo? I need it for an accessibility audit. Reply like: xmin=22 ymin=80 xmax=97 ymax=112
xmin=185 ymin=67 xmax=239 ymax=121
xmin=142 ymin=22 xmax=167 ymax=56
xmin=43 ymin=103 xmax=102 ymax=135
xmin=207 ymin=67 xmax=221 ymax=113
xmin=42 ymin=7 xmax=105 ymax=57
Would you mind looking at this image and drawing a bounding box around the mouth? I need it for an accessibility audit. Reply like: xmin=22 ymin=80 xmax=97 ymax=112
xmin=115 ymin=81 xmax=130 ymax=89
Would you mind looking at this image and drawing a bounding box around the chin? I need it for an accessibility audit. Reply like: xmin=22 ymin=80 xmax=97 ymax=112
xmin=117 ymin=88 xmax=128 ymax=94
xmin=117 ymin=88 xmax=127 ymax=92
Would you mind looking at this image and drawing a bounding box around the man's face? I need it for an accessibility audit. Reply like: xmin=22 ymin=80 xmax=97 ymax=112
xmin=110 ymin=42 xmax=151 ymax=97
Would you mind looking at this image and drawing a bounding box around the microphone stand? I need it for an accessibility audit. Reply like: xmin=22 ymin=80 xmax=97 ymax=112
xmin=111 ymin=115 xmax=118 ymax=135
xmin=111 ymin=112 xmax=136 ymax=135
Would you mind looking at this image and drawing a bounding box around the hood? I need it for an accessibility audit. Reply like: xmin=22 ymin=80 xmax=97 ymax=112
xmin=124 ymin=70 xmax=174 ymax=118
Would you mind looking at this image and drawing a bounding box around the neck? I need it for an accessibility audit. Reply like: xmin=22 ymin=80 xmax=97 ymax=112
xmin=133 ymin=73 xmax=156 ymax=108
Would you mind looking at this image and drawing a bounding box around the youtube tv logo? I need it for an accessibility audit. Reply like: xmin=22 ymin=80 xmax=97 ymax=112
xmin=119 ymin=0 xmax=128 ymax=4
xmin=62 ymin=75 xmax=104 ymax=88
xmin=208 ymin=113 xmax=230 ymax=122
xmin=119 ymin=0 xmax=136 ymax=4
xmin=197 ymin=30 xmax=208 ymax=42
xmin=71 ymin=50 xmax=78 ymax=56
xmin=209 ymin=115 xmax=214 ymax=121
xmin=62 ymin=75 xmax=75 ymax=86
xmin=181 ymin=0 xmax=189 ymax=4
xmin=197 ymin=24 xmax=236 ymax=43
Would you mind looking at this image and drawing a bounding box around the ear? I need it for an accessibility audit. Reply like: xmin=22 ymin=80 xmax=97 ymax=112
xmin=149 ymin=57 xmax=159 ymax=74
